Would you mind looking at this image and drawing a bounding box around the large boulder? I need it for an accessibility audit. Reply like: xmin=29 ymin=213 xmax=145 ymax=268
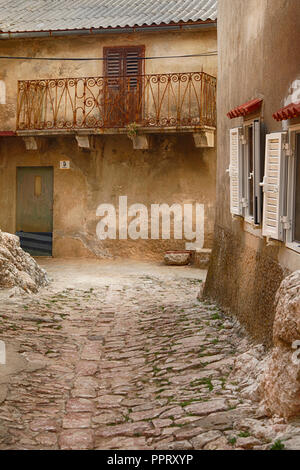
xmin=261 ymin=270 xmax=300 ymax=420
xmin=0 ymin=230 xmax=49 ymax=293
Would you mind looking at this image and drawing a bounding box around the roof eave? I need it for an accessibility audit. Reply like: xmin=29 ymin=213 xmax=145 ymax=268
xmin=0 ymin=19 xmax=217 ymax=37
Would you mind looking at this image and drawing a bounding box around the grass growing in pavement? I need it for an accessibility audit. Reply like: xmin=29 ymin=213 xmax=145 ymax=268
xmin=270 ymin=440 xmax=285 ymax=450
xmin=238 ymin=431 xmax=251 ymax=438
xmin=211 ymin=313 xmax=222 ymax=320
xmin=190 ymin=377 xmax=214 ymax=391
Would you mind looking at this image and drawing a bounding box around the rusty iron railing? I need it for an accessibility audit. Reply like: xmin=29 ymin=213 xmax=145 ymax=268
xmin=16 ymin=72 xmax=216 ymax=131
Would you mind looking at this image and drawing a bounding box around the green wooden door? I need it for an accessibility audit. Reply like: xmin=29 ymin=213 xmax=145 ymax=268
xmin=16 ymin=167 xmax=53 ymax=233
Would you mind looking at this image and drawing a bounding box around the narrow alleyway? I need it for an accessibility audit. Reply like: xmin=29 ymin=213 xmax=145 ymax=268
xmin=0 ymin=260 xmax=297 ymax=450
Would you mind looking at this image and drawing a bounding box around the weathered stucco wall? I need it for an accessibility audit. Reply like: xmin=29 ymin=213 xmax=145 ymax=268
xmin=0 ymin=133 xmax=216 ymax=259
xmin=0 ymin=28 xmax=217 ymax=131
xmin=0 ymin=27 xmax=217 ymax=260
xmin=204 ymin=0 xmax=300 ymax=346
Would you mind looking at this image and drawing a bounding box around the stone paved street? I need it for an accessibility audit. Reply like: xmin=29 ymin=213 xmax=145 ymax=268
xmin=0 ymin=260 xmax=299 ymax=450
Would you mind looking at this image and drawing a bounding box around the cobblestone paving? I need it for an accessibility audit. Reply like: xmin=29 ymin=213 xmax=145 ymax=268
xmin=0 ymin=264 xmax=299 ymax=450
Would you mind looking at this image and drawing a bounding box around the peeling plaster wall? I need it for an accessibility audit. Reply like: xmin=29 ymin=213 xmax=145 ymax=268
xmin=284 ymin=80 xmax=300 ymax=107
xmin=0 ymin=28 xmax=217 ymax=260
xmin=0 ymin=134 xmax=216 ymax=260
xmin=204 ymin=0 xmax=300 ymax=346
xmin=0 ymin=28 xmax=217 ymax=131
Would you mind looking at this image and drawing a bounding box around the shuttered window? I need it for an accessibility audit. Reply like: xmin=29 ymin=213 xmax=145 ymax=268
xmin=103 ymin=46 xmax=145 ymax=126
xmin=104 ymin=46 xmax=144 ymax=84
xmin=243 ymin=120 xmax=264 ymax=224
xmin=285 ymin=129 xmax=300 ymax=249
xmin=261 ymin=132 xmax=286 ymax=240
xmin=105 ymin=49 xmax=123 ymax=76
xmin=294 ymin=134 xmax=300 ymax=243
xmin=229 ymin=127 xmax=243 ymax=216
xmin=228 ymin=120 xmax=265 ymax=223
xmin=253 ymin=120 xmax=263 ymax=225
xmin=247 ymin=125 xmax=254 ymax=217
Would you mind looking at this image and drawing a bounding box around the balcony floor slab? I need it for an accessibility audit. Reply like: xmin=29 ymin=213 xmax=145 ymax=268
xmin=16 ymin=125 xmax=216 ymax=138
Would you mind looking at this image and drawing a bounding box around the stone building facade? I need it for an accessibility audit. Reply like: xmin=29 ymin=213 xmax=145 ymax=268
xmin=0 ymin=1 xmax=217 ymax=259
xmin=205 ymin=0 xmax=300 ymax=345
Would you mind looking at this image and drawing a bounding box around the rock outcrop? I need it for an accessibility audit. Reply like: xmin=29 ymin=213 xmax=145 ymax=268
xmin=228 ymin=270 xmax=300 ymax=422
xmin=229 ymin=344 xmax=269 ymax=403
xmin=0 ymin=230 xmax=49 ymax=293
xmin=261 ymin=270 xmax=300 ymax=420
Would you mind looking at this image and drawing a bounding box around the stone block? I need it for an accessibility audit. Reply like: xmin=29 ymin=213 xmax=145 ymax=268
xmin=194 ymin=248 xmax=212 ymax=269
xmin=164 ymin=251 xmax=192 ymax=266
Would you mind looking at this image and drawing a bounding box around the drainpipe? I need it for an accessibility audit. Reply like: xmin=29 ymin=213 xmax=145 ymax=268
xmin=0 ymin=22 xmax=217 ymax=40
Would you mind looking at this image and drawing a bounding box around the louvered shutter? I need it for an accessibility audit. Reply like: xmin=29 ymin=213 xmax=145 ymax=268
xmin=104 ymin=46 xmax=144 ymax=125
xmin=104 ymin=47 xmax=143 ymax=79
xmin=229 ymin=127 xmax=243 ymax=216
xmin=105 ymin=49 xmax=123 ymax=76
xmin=262 ymin=132 xmax=286 ymax=240
xmin=125 ymin=49 xmax=142 ymax=89
xmin=104 ymin=49 xmax=123 ymax=90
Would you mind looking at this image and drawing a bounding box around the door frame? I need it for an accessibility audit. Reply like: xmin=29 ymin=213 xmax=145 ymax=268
xmin=15 ymin=165 xmax=54 ymax=256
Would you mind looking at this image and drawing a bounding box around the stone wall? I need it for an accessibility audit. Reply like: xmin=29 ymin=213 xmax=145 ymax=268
xmin=204 ymin=224 xmax=288 ymax=346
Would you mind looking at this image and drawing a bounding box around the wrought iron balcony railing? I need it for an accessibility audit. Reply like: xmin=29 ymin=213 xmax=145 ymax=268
xmin=16 ymin=72 xmax=216 ymax=132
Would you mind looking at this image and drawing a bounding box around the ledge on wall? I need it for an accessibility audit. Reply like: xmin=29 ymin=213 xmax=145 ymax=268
xmin=23 ymin=136 xmax=38 ymax=150
xmin=22 ymin=136 xmax=48 ymax=152
xmin=129 ymin=134 xmax=151 ymax=150
xmin=193 ymin=128 xmax=215 ymax=148
xmin=16 ymin=125 xmax=216 ymax=150
xmin=75 ymin=134 xmax=96 ymax=150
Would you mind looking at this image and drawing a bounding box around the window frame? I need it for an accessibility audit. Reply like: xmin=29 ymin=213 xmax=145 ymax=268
xmin=243 ymin=120 xmax=255 ymax=223
xmin=102 ymin=45 xmax=145 ymax=127
xmin=286 ymin=123 xmax=300 ymax=253
xmin=240 ymin=117 xmax=264 ymax=226
xmin=103 ymin=45 xmax=145 ymax=78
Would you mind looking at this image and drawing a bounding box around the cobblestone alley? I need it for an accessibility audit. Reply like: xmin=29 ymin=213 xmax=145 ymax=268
xmin=0 ymin=260 xmax=299 ymax=450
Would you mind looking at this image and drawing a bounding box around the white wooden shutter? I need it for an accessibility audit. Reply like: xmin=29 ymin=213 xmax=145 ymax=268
xmin=261 ymin=132 xmax=286 ymax=240
xmin=229 ymin=127 xmax=243 ymax=215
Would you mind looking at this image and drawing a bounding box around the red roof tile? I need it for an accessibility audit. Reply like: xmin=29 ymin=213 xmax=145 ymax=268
xmin=273 ymin=102 xmax=300 ymax=121
xmin=227 ymin=98 xmax=263 ymax=119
